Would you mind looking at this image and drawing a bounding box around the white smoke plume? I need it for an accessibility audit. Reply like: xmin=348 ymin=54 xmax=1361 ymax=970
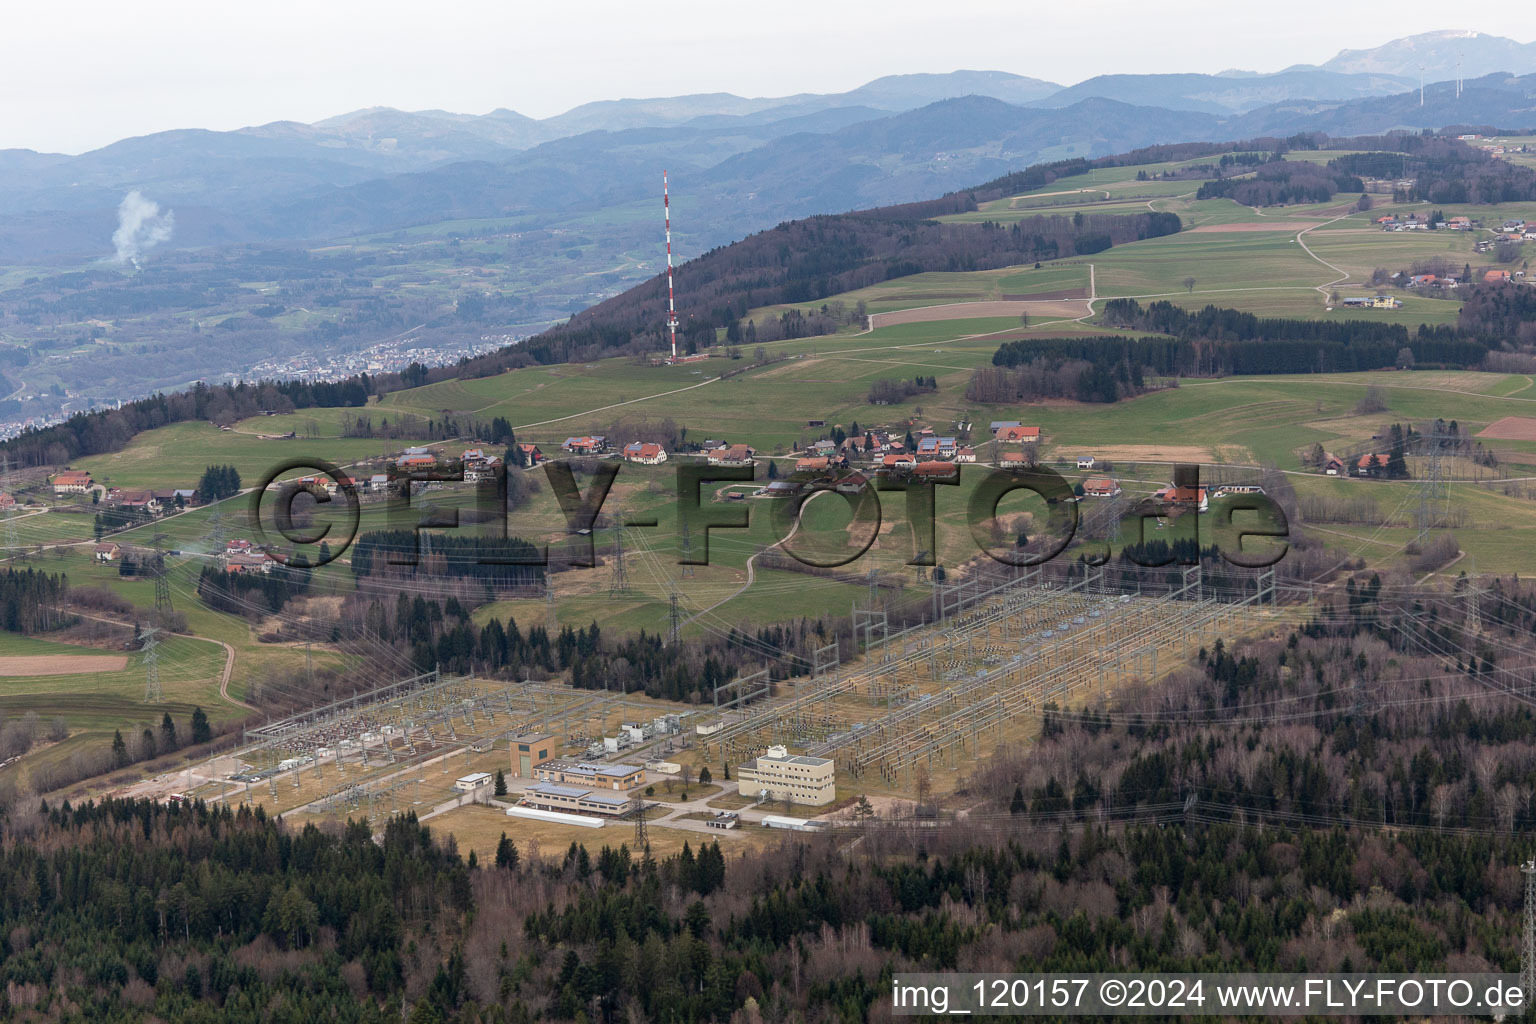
xmin=112 ymin=190 xmax=175 ymax=267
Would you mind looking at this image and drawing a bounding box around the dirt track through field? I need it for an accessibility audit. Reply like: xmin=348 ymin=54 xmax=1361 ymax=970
xmin=868 ymin=299 xmax=1085 ymax=329
xmin=0 ymin=654 xmax=128 ymax=676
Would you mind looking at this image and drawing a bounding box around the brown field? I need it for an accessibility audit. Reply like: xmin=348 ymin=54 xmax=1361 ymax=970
xmin=999 ymin=288 xmax=1089 ymax=300
xmin=1477 ymin=416 xmax=1536 ymax=441
xmin=869 ymin=300 xmax=1085 ymax=328
xmin=0 ymin=654 xmax=128 ymax=676
xmin=1069 ymin=444 xmax=1222 ymax=463
xmin=1188 ymin=222 xmax=1311 ymax=233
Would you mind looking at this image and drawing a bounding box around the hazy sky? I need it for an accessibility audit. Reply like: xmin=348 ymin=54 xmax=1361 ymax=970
xmin=0 ymin=1 xmax=1513 ymax=154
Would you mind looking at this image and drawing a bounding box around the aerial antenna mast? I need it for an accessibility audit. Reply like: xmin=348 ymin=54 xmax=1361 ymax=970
xmin=664 ymin=170 xmax=679 ymax=363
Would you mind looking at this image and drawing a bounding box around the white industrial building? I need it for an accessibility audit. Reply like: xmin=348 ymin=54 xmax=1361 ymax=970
xmin=735 ymin=745 xmax=835 ymax=806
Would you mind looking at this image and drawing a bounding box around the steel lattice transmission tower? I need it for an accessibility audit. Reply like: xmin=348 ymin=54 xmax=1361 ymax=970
xmin=631 ymin=790 xmax=648 ymax=850
xmin=1522 ymin=859 xmax=1536 ymax=1001
xmin=141 ymin=625 xmax=163 ymax=703
xmin=608 ymin=510 xmax=628 ymax=596
xmin=1414 ymin=432 xmax=1449 ymax=546
xmin=678 ymin=520 xmax=694 ymax=579
xmin=667 ymin=586 xmax=682 ymax=646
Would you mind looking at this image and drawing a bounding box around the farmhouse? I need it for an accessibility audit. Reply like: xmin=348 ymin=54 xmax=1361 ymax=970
xmin=514 ymin=443 xmax=545 ymax=465
xmin=1081 ymin=477 xmax=1120 ymax=498
xmin=94 ymin=543 xmax=121 ymax=563
xmin=998 ymin=450 xmax=1030 ymax=469
xmin=0 ymin=492 xmax=15 ymax=511
xmin=995 ymin=425 xmax=1040 ymax=444
xmin=911 ymin=461 xmax=959 ymax=481
xmin=880 ymin=453 xmax=916 ymax=471
xmin=224 ymin=551 xmax=272 ymax=574
xmin=1356 ymin=454 xmax=1391 ymax=477
xmin=734 ymin=745 xmax=835 ymax=806
xmin=561 ymin=436 xmax=607 ymax=455
xmin=1323 ymin=455 xmax=1345 ymax=476
xmin=707 ymin=443 xmax=756 ymax=467
xmin=107 ymin=488 xmax=160 ymax=513
xmin=397 ymin=453 xmax=436 ymax=470
xmin=1153 ymin=484 xmax=1209 ymax=513
xmin=623 ymin=442 xmax=668 ymax=465
xmin=834 ymin=473 xmax=869 ymax=494
xmin=989 ymin=420 xmax=1021 ymax=435
xmin=954 ymin=447 xmax=976 ymax=463
xmin=1485 ymin=269 xmax=1513 ymax=284
xmin=51 ymin=470 xmax=93 ymax=495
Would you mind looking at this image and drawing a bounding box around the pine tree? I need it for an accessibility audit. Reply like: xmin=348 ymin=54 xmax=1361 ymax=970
xmin=160 ymin=712 xmax=177 ymax=752
xmin=495 ymin=833 xmax=519 ymax=870
xmin=190 ymin=707 xmax=211 ymax=745
xmin=111 ymin=730 xmax=128 ymax=768
xmin=494 ymin=769 xmax=507 ymax=797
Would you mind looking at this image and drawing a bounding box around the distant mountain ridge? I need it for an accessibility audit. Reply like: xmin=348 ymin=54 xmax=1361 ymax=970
xmin=0 ymin=32 xmax=1534 ymax=267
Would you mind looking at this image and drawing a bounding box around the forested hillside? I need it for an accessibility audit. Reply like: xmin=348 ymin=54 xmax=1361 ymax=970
xmin=6 ymin=572 xmax=1536 ymax=1021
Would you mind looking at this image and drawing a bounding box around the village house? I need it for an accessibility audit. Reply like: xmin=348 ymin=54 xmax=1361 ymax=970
xmin=954 ymin=446 xmax=976 ymax=464
xmin=0 ymin=492 xmax=15 ymax=511
xmin=915 ymin=436 xmax=957 ymax=460
xmin=880 ymin=453 xmax=916 ymax=472
xmin=368 ymin=473 xmax=390 ymax=493
xmin=94 ymin=543 xmax=121 ymax=563
xmin=1323 ymin=454 xmax=1345 ymax=476
xmin=464 ymin=455 xmax=503 ymax=482
xmin=1076 ymin=456 xmax=1097 ymax=470
xmin=1081 ymin=476 xmax=1121 ymax=498
xmin=998 ymin=450 xmax=1031 ymax=469
xmin=514 ymin=443 xmax=545 ymax=466
xmin=622 ymin=442 xmax=668 ymax=465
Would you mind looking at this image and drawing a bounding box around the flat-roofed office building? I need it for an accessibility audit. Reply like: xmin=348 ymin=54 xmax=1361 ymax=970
xmin=520 ymin=782 xmax=633 ymax=817
xmin=533 ymin=759 xmax=646 ymax=791
xmin=735 ymin=745 xmax=835 ymax=806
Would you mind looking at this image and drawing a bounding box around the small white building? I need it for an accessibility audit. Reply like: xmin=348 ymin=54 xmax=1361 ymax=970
xmin=454 ymin=772 xmax=494 ymax=792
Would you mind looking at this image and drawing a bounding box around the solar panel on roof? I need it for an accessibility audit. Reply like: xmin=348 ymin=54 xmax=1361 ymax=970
xmin=529 ymin=782 xmax=591 ymax=798
xmin=582 ymin=792 xmax=630 ymax=806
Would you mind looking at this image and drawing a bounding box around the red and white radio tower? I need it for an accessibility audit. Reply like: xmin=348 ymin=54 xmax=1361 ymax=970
xmin=664 ymin=170 xmax=679 ymax=362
